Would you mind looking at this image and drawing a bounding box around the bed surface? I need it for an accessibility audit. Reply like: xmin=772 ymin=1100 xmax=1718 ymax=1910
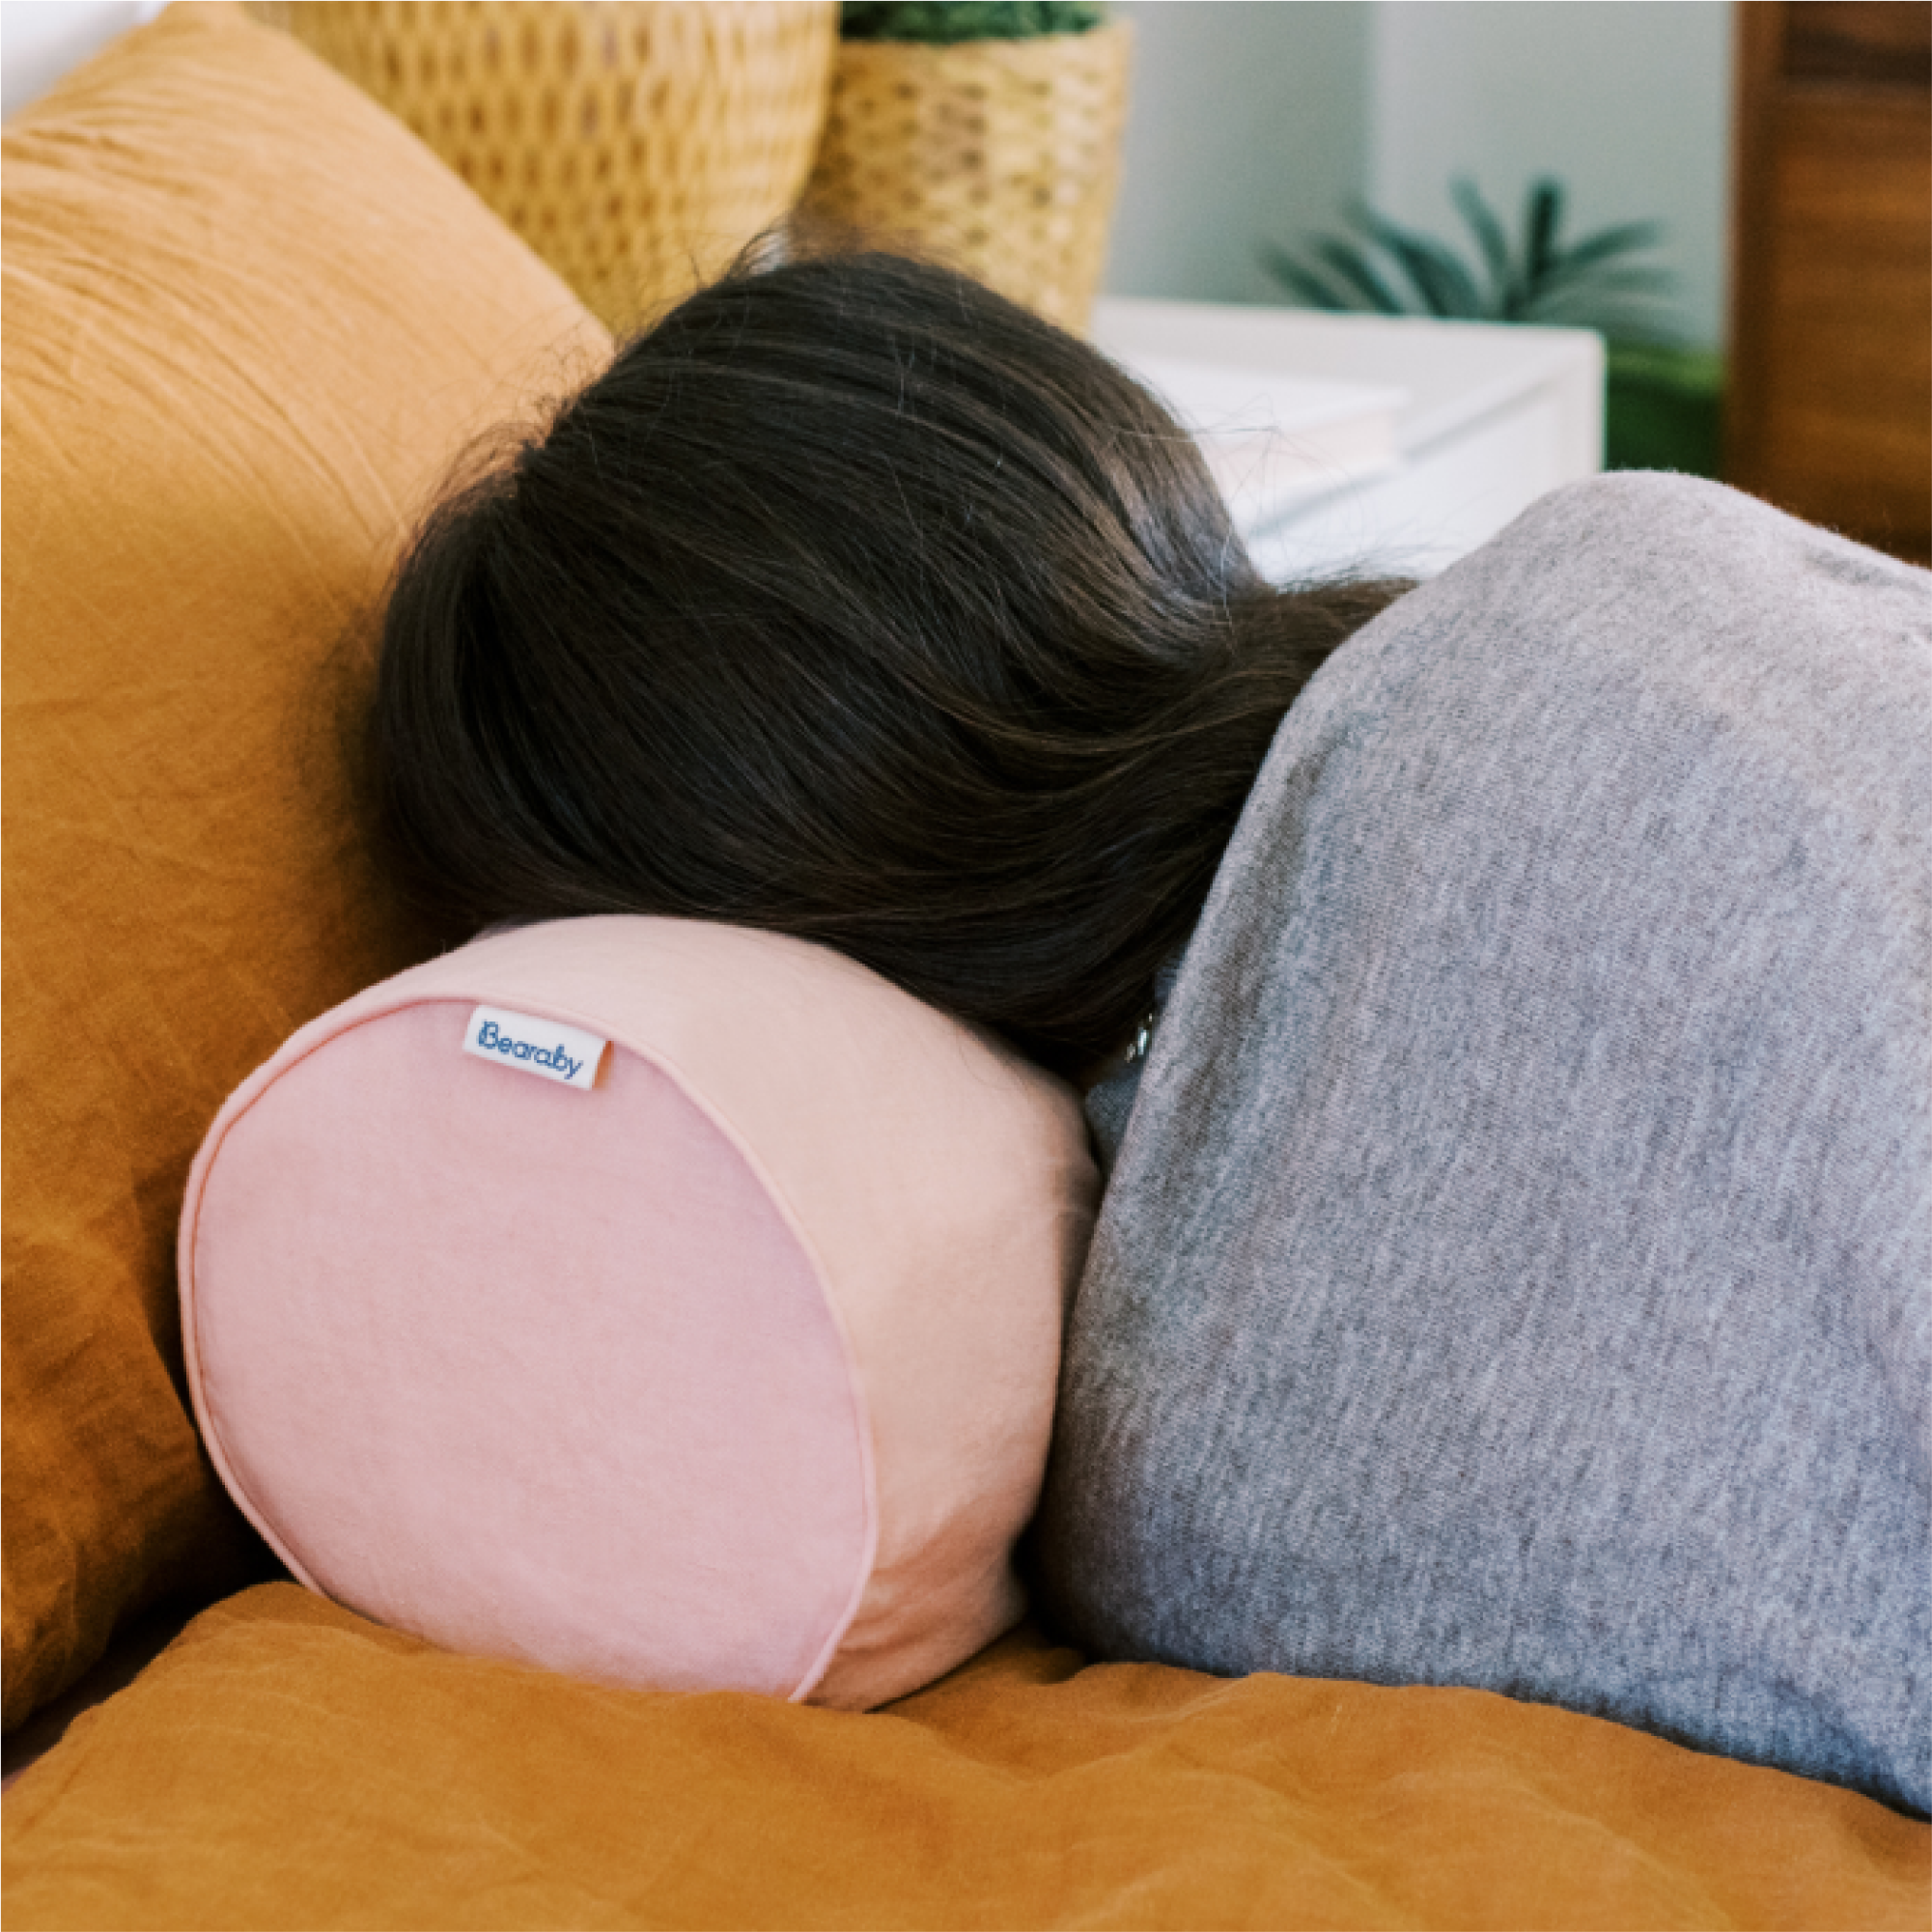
xmin=4 ymin=1582 xmax=1923 ymax=1930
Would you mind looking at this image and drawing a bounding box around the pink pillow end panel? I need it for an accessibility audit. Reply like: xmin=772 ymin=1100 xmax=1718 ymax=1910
xmin=180 ymin=917 xmax=1099 ymax=1709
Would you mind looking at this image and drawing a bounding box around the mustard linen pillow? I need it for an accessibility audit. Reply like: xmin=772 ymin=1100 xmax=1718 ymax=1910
xmin=0 ymin=0 xmax=607 ymax=1730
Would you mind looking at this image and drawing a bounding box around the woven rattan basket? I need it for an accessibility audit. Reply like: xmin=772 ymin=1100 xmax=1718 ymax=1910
xmin=247 ymin=2 xmax=838 ymax=334
xmin=799 ymin=19 xmax=1133 ymax=337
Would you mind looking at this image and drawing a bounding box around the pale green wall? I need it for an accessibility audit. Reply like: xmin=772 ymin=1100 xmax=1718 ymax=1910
xmin=1105 ymin=0 xmax=1732 ymax=350
xmin=1104 ymin=1 xmax=1374 ymax=305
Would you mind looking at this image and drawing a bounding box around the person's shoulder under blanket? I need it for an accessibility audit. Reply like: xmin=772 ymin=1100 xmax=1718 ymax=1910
xmin=1039 ymin=472 xmax=1932 ymax=1818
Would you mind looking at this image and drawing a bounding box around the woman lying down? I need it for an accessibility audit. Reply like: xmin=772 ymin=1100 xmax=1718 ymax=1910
xmin=370 ymin=241 xmax=1930 ymax=1816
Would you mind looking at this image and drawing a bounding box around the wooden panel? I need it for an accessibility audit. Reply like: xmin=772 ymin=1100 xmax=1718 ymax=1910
xmin=1725 ymin=0 xmax=1786 ymax=495
xmin=1756 ymin=93 xmax=1931 ymax=525
xmin=1784 ymin=2 xmax=1931 ymax=87
xmin=1727 ymin=2 xmax=1932 ymax=562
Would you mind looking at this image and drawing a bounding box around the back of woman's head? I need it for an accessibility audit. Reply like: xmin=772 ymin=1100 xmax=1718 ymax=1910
xmin=373 ymin=237 xmax=1405 ymax=1079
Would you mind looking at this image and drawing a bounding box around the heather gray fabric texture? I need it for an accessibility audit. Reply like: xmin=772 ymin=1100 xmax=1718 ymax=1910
xmin=1034 ymin=473 xmax=1932 ymax=1815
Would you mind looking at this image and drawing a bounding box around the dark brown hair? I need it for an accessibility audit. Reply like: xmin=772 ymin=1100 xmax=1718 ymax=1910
xmin=371 ymin=237 xmax=1407 ymax=1080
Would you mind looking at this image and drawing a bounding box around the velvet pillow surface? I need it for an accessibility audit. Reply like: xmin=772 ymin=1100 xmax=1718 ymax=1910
xmin=0 ymin=0 xmax=607 ymax=1731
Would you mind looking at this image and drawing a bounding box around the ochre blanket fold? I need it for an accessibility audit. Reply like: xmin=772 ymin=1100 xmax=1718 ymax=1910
xmin=4 ymin=1584 xmax=1924 ymax=1929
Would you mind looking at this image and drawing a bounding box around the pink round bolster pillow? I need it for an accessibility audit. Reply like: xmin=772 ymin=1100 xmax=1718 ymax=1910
xmin=179 ymin=915 xmax=1099 ymax=1709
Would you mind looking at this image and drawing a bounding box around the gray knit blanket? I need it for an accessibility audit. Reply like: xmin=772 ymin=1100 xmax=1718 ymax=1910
xmin=1037 ymin=473 xmax=1932 ymax=1814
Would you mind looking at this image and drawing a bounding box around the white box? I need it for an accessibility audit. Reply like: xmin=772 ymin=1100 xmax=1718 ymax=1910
xmin=1090 ymin=298 xmax=1604 ymax=581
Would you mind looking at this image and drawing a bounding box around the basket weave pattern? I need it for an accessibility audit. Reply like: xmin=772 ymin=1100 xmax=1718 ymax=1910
xmin=248 ymin=2 xmax=838 ymax=334
xmin=800 ymin=21 xmax=1133 ymax=336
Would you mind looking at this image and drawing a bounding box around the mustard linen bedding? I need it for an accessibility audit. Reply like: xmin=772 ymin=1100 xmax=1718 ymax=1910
xmin=5 ymin=1584 xmax=1926 ymax=1931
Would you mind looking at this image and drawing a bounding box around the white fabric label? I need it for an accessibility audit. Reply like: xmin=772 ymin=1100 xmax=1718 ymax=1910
xmin=462 ymin=1005 xmax=608 ymax=1092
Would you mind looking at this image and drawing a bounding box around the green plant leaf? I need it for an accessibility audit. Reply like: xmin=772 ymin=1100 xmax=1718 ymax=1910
xmin=1606 ymin=341 xmax=1725 ymax=390
xmin=1310 ymin=236 xmax=1412 ymax=315
xmin=1350 ymin=204 xmax=1485 ymax=319
xmin=1549 ymin=218 xmax=1667 ymax=274
xmin=1256 ymin=243 xmax=1360 ymax=312
xmin=839 ymin=2 xmax=1106 ymax=42
xmin=1526 ymin=269 xmax=1679 ymax=318
xmin=1259 ymin=175 xmax=1687 ymax=339
xmin=1528 ymin=279 xmax=1678 ymax=333
xmin=1449 ymin=177 xmax=1516 ymax=318
xmin=1524 ymin=177 xmax=1565 ymax=295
